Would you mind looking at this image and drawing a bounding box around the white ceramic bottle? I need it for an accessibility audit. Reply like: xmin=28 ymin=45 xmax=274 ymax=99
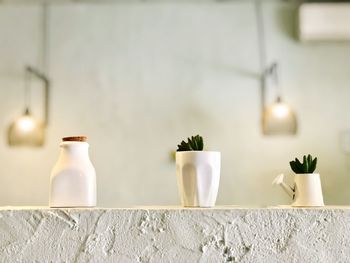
xmin=49 ymin=136 xmax=96 ymax=207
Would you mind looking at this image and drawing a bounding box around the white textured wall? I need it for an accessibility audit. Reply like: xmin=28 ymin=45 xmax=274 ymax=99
xmin=1 ymin=1 xmax=350 ymax=207
xmin=0 ymin=207 xmax=350 ymax=262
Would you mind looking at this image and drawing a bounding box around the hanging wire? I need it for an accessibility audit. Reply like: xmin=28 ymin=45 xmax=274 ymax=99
xmin=269 ymin=62 xmax=282 ymax=102
xmin=271 ymin=63 xmax=279 ymax=87
xmin=255 ymin=0 xmax=267 ymax=74
xmin=41 ymin=3 xmax=48 ymax=74
xmin=42 ymin=4 xmax=49 ymax=124
xmin=254 ymin=0 xmax=267 ymax=111
xmin=24 ymin=67 xmax=32 ymax=113
xmin=23 ymin=4 xmax=50 ymax=123
xmin=255 ymin=1 xmax=283 ymax=105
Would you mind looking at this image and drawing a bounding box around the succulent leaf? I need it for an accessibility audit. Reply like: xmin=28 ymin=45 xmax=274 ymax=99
xmin=309 ymin=157 xmax=317 ymax=173
xmin=290 ymin=161 xmax=300 ymax=174
xmin=176 ymin=135 xmax=204 ymax=152
xmin=198 ymin=137 xmax=204 ymax=150
xmin=303 ymin=155 xmax=308 ymax=173
xmin=289 ymin=154 xmax=318 ymax=174
xmin=295 ymin=158 xmax=302 ymax=167
xmin=307 ymin=154 xmax=312 ymax=164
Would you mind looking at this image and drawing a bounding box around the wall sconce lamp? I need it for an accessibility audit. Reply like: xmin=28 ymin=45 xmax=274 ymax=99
xmin=261 ymin=63 xmax=297 ymax=135
xmin=8 ymin=66 xmax=50 ymax=147
xmin=255 ymin=0 xmax=298 ymax=136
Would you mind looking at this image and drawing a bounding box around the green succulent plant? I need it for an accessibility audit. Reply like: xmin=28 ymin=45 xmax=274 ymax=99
xmin=289 ymin=154 xmax=317 ymax=174
xmin=177 ymin=135 xmax=204 ymax=151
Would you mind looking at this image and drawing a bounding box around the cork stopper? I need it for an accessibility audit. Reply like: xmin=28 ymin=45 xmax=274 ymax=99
xmin=62 ymin=136 xmax=87 ymax=142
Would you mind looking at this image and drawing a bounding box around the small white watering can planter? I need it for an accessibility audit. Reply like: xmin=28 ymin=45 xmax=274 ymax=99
xmin=273 ymin=173 xmax=324 ymax=207
xmin=176 ymin=151 xmax=221 ymax=207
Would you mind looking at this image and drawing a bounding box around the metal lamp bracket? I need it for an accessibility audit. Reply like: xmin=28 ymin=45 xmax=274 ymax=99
xmin=25 ymin=65 xmax=50 ymax=126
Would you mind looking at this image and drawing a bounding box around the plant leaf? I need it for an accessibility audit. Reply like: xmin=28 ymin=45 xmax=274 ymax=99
xmin=198 ymin=136 xmax=204 ymax=150
xmin=310 ymin=157 xmax=317 ymax=173
xmin=290 ymin=154 xmax=318 ymax=174
xmin=303 ymin=155 xmax=308 ymax=173
xmin=176 ymin=135 xmax=204 ymax=151
xmin=295 ymin=158 xmax=302 ymax=168
xmin=290 ymin=161 xmax=298 ymax=173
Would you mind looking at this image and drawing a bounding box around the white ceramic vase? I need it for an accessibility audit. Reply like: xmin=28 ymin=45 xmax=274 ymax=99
xmin=49 ymin=138 xmax=96 ymax=207
xmin=273 ymin=173 xmax=324 ymax=207
xmin=176 ymin=151 xmax=221 ymax=207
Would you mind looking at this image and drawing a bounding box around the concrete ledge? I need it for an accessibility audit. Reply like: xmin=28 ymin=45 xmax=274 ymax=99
xmin=0 ymin=206 xmax=349 ymax=262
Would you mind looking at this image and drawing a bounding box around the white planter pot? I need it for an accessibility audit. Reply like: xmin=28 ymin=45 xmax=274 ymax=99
xmin=176 ymin=151 xmax=221 ymax=207
xmin=292 ymin=173 xmax=324 ymax=207
xmin=49 ymin=140 xmax=96 ymax=208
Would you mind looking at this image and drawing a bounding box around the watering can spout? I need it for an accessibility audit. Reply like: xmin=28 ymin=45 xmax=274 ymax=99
xmin=272 ymin=174 xmax=294 ymax=198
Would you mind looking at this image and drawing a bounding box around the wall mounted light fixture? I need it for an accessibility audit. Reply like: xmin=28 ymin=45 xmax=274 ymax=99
xmin=261 ymin=63 xmax=297 ymax=135
xmin=8 ymin=4 xmax=50 ymax=147
xmin=255 ymin=0 xmax=298 ymax=136
xmin=8 ymin=66 xmax=50 ymax=147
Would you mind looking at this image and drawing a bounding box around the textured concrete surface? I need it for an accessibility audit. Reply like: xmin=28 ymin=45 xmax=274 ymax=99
xmin=0 ymin=207 xmax=349 ymax=262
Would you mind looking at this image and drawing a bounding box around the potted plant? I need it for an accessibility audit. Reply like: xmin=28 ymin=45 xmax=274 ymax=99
xmin=273 ymin=154 xmax=324 ymax=207
xmin=176 ymin=135 xmax=221 ymax=207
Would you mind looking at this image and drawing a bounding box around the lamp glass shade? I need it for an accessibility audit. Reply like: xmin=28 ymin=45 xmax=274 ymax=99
xmin=8 ymin=112 xmax=45 ymax=146
xmin=262 ymin=100 xmax=297 ymax=135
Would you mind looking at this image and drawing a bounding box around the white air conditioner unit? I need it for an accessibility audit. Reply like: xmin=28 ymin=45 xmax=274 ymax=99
xmin=299 ymin=3 xmax=350 ymax=41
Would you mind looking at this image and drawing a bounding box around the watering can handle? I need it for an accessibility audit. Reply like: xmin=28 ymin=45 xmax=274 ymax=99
xmin=272 ymin=174 xmax=295 ymax=198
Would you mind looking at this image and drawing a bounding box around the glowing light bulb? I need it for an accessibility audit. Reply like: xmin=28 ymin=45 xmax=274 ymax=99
xmin=8 ymin=111 xmax=45 ymax=146
xmin=262 ymin=100 xmax=297 ymax=135
xmin=16 ymin=116 xmax=36 ymax=132
xmin=271 ymin=102 xmax=290 ymax=119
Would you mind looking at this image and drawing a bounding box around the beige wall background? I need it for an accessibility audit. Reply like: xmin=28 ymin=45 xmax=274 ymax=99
xmin=1 ymin=0 xmax=350 ymax=207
